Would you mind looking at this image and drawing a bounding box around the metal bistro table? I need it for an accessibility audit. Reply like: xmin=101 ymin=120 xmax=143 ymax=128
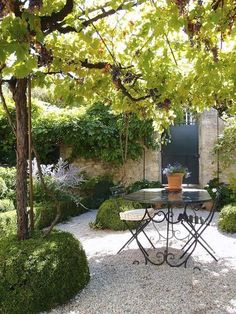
xmin=124 ymin=188 xmax=218 ymax=267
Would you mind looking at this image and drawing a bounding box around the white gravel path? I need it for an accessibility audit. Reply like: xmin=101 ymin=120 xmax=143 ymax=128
xmin=48 ymin=209 xmax=236 ymax=314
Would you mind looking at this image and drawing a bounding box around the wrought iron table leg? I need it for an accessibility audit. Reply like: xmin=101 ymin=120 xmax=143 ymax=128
xmin=165 ymin=207 xmax=170 ymax=257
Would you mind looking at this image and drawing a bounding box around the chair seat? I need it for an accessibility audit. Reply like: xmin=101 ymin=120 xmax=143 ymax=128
xmin=120 ymin=208 xmax=155 ymax=221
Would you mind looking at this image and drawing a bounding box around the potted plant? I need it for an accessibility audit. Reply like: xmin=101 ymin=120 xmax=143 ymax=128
xmin=163 ymin=163 xmax=190 ymax=191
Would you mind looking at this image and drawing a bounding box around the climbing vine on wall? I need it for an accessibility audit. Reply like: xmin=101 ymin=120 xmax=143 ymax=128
xmin=0 ymin=101 xmax=158 ymax=165
xmin=215 ymin=116 xmax=236 ymax=169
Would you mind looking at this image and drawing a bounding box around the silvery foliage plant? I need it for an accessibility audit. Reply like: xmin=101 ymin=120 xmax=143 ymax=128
xmin=52 ymin=158 xmax=85 ymax=188
xmin=29 ymin=158 xmax=85 ymax=189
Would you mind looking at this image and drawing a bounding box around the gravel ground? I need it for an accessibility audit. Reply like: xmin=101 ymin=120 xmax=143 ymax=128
xmin=48 ymin=209 xmax=236 ymax=314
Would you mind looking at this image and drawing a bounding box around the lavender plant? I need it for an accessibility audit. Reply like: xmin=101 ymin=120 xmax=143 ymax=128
xmin=28 ymin=158 xmax=87 ymax=232
xmin=163 ymin=163 xmax=191 ymax=178
xmin=29 ymin=158 xmax=86 ymax=207
xmin=30 ymin=158 xmax=84 ymax=188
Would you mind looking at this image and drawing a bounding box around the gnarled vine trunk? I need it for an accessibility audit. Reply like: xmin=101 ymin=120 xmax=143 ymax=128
xmin=12 ymin=78 xmax=29 ymax=240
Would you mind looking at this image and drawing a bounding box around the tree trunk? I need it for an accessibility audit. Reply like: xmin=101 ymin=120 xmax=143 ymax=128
xmin=13 ymin=78 xmax=29 ymax=240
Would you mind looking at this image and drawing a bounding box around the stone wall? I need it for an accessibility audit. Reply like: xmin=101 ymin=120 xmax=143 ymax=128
xmin=61 ymin=109 xmax=235 ymax=186
xmin=60 ymin=145 xmax=161 ymax=185
xmin=198 ymin=109 xmax=220 ymax=186
xmin=199 ymin=109 xmax=236 ymax=186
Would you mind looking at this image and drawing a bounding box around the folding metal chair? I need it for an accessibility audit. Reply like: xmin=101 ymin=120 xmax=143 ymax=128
xmin=178 ymin=188 xmax=221 ymax=261
xmin=118 ymin=206 xmax=156 ymax=255
xmin=109 ymin=186 xmax=155 ymax=254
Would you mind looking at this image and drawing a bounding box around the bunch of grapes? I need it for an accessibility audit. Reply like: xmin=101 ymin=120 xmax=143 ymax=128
xmin=111 ymin=65 xmax=121 ymax=82
xmin=211 ymin=46 xmax=219 ymax=62
xmin=156 ymin=98 xmax=171 ymax=110
xmin=110 ymin=65 xmax=122 ymax=90
xmin=123 ymin=71 xmax=135 ymax=84
xmin=183 ymin=18 xmax=202 ymax=46
xmin=102 ymin=63 xmax=111 ymax=73
xmin=172 ymin=0 xmax=190 ymax=14
xmin=228 ymin=12 xmax=236 ymax=34
xmin=29 ymin=0 xmax=42 ymax=11
xmin=211 ymin=0 xmax=223 ymax=11
xmin=37 ymin=44 xmax=53 ymax=66
xmin=203 ymin=38 xmax=211 ymax=51
xmin=0 ymin=0 xmax=11 ymax=17
xmin=149 ymin=88 xmax=160 ymax=103
xmin=202 ymin=38 xmax=219 ymax=61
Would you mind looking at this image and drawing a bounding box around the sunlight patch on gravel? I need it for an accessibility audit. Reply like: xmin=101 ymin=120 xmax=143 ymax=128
xmin=47 ymin=210 xmax=236 ymax=314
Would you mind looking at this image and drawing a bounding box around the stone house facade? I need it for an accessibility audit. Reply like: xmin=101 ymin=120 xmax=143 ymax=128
xmin=61 ymin=109 xmax=235 ymax=187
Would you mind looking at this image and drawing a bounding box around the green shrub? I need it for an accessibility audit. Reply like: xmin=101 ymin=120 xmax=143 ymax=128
xmin=0 ymin=231 xmax=90 ymax=314
xmin=218 ymin=203 xmax=236 ymax=233
xmin=94 ymin=197 xmax=142 ymax=231
xmin=0 ymin=107 xmax=16 ymax=165
xmin=0 ymin=200 xmax=85 ymax=237
xmin=33 ymin=178 xmax=51 ymax=203
xmin=0 ymin=198 xmax=15 ymax=213
xmin=35 ymin=199 xmax=86 ymax=230
xmin=229 ymin=176 xmax=236 ymax=195
xmin=205 ymin=178 xmax=236 ymax=210
xmin=80 ymin=174 xmax=114 ymax=209
xmin=126 ymin=179 xmax=163 ymax=194
xmin=0 ymin=177 xmax=7 ymax=197
xmin=0 ymin=210 xmax=16 ymax=239
xmin=32 ymin=173 xmax=86 ymax=229
xmin=0 ymin=167 xmax=16 ymax=201
xmin=33 ymin=177 xmax=69 ymax=204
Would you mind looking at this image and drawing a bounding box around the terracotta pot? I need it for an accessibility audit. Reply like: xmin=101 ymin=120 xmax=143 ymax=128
xmin=167 ymin=173 xmax=184 ymax=191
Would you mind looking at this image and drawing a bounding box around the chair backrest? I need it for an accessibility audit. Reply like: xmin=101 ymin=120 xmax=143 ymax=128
xmin=109 ymin=185 xmax=126 ymax=217
xmin=213 ymin=187 xmax=222 ymax=211
xmin=110 ymin=185 xmax=126 ymax=198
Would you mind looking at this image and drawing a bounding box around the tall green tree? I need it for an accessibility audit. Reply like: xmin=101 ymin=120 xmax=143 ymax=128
xmin=0 ymin=0 xmax=235 ymax=239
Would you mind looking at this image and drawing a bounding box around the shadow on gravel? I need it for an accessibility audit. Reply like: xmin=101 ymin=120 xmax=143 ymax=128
xmin=85 ymin=250 xmax=236 ymax=314
xmin=49 ymin=249 xmax=236 ymax=314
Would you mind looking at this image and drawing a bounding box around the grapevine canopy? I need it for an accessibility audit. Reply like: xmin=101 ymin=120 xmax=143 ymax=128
xmin=0 ymin=0 xmax=235 ymax=131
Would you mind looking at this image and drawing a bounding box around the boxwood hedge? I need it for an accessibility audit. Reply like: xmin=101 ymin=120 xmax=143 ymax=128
xmin=35 ymin=200 xmax=86 ymax=230
xmin=94 ymin=198 xmax=142 ymax=231
xmin=218 ymin=203 xmax=236 ymax=233
xmin=0 ymin=231 xmax=90 ymax=314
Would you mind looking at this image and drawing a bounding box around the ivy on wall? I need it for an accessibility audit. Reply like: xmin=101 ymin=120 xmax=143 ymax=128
xmin=215 ymin=116 xmax=236 ymax=170
xmin=0 ymin=102 xmax=158 ymax=165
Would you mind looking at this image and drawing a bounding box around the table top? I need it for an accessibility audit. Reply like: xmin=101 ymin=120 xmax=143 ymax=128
xmin=124 ymin=188 xmax=212 ymax=205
